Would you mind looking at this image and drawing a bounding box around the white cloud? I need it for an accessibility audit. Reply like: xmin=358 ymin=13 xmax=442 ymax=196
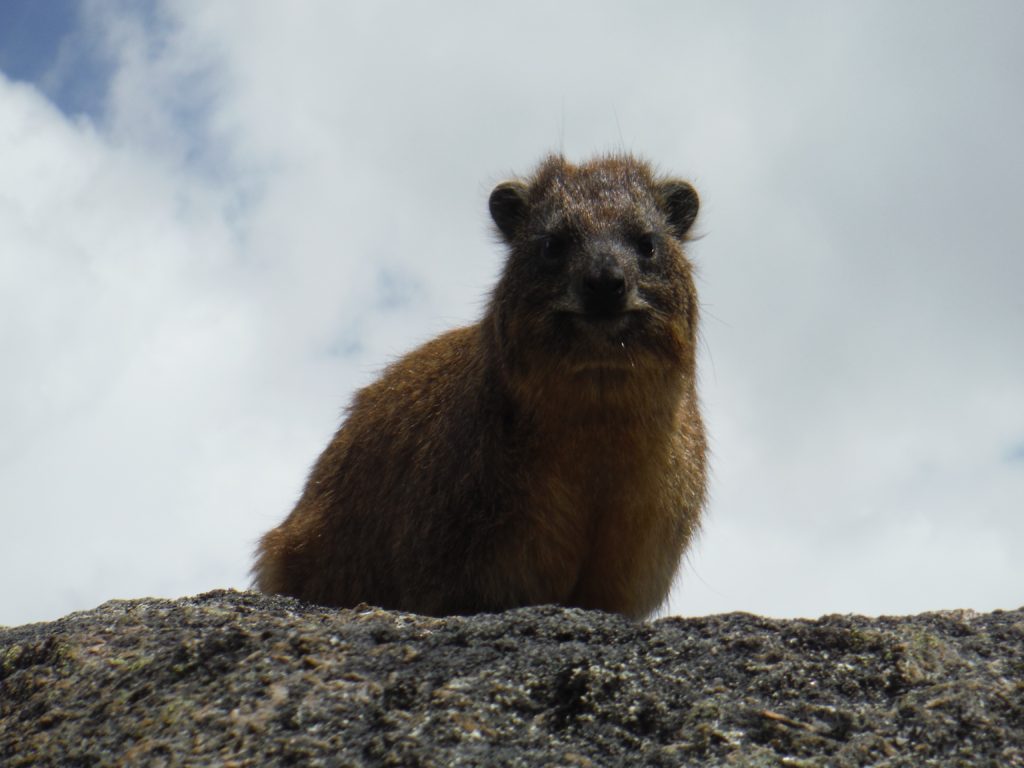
xmin=1 ymin=1 xmax=1022 ymax=626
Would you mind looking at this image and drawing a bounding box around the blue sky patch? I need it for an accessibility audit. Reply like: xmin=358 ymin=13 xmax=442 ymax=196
xmin=0 ymin=0 xmax=114 ymax=120
xmin=0 ymin=2 xmax=227 ymax=180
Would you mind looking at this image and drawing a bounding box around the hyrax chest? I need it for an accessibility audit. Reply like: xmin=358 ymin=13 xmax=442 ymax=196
xmin=502 ymin=415 xmax=687 ymax=618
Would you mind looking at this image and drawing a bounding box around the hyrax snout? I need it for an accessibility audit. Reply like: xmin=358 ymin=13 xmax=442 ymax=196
xmin=254 ymin=154 xmax=707 ymax=619
xmin=577 ymin=248 xmax=630 ymax=316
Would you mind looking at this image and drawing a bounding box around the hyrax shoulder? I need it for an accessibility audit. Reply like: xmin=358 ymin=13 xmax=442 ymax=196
xmin=253 ymin=154 xmax=707 ymax=619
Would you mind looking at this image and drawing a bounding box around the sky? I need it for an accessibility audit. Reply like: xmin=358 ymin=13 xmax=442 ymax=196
xmin=1 ymin=1 xmax=1022 ymax=627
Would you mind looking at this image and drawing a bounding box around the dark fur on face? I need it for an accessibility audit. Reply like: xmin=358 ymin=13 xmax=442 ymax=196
xmin=487 ymin=155 xmax=700 ymax=411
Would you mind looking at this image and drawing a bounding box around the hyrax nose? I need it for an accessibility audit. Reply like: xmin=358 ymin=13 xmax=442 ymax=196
xmin=580 ymin=256 xmax=627 ymax=315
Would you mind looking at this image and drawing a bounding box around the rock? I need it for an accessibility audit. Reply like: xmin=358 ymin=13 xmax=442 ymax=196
xmin=1 ymin=590 xmax=1022 ymax=766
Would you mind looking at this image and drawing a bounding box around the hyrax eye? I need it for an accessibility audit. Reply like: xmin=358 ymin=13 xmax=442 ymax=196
xmin=539 ymin=234 xmax=569 ymax=263
xmin=635 ymin=233 xmax=657 ymax=259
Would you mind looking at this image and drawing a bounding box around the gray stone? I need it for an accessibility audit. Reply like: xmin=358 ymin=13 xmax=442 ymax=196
xmin=2 ymin=590 xmax=1022 ymax=766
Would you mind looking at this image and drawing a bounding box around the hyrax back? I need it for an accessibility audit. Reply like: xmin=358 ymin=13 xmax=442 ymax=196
xmin=254 ymin=154 xmax=707 ymax=619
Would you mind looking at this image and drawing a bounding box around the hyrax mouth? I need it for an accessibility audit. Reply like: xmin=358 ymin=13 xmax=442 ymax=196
xmin=572 ymin=308 xmax=639 ymax=336
xmin=553 ymin=306 xmax=654 ymax=376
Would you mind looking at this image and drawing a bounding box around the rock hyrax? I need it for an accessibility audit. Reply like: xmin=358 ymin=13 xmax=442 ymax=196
xmin=254 ymin=154 xmax=707 ymax=619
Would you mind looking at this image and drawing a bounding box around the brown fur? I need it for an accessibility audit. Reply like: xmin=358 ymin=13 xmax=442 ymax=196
xmin=253 ymin=154 xmax=707 ymax=619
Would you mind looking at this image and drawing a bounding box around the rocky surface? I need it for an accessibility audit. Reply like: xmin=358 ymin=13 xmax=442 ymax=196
xmin=1 ymin=590 xmax=1022 ymax=766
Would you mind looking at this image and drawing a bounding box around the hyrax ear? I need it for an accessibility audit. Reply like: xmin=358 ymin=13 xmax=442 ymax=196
xmin=489 ymin=181 xmax=529 ymax=241
xmin=658 ymin=180 xmax=699 ymax=239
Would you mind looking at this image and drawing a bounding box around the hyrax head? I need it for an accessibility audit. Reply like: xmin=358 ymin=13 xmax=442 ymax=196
xmin=488 ymin=155 xmax=700 ymax=383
